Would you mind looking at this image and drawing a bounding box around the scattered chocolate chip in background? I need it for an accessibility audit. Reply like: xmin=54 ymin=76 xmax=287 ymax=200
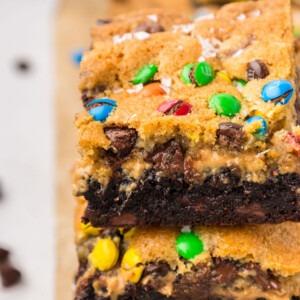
xmin=15 ymin=60 xmax=31 ymax=73
xmin=0 ymin=246 xmax=22 ymax=288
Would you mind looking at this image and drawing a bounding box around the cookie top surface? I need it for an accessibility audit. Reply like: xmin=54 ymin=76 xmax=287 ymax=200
xmin=77 ymin=0 xmax=300 ymax=160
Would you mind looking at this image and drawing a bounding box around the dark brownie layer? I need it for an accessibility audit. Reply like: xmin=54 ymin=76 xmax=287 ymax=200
xmin=80 ymin=167 xmax=300 ymax=227
xmin=75 ymin=258 xmax=287 ymax=300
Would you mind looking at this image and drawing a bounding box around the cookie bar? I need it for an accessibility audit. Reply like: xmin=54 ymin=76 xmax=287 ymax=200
xmin=74 ymin=201 xmax=300 ymax=300
xmin=74 ymin=0 xmax=300 ymax=227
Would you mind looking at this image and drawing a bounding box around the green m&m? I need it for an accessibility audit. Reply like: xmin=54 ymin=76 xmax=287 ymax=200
xmin=208 ymin=93 xmax=241 ymax=117
xmin=181 ymin=62 xmax=214 ymax=86
xmin=176 ymin=232 xmax=204 ymax=260
xmin=133 ymin=64 xmax=158 ymax=84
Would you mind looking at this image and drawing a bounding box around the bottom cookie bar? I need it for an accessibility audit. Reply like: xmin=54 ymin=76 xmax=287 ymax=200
xmin=74 ymin=201 xmax=300 ymax=300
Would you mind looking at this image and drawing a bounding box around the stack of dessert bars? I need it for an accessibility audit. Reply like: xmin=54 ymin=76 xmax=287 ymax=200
xmin=73 ymin=0 xmax=300 ymax=299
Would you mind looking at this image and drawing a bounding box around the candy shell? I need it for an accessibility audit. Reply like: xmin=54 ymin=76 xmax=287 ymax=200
xmin=133 ymin=64 xmax=158 ymax=84
xmin=261 ymin=79 xmax=293 ymax=105
xmin=208 ymin=93 xmax=241 ymax=117
xmin=176 ymin=232 xmax=204 ymax=260
xmin=87 ymin=99 xmax=117 ymax=122
xmin=246 ymin=116 xmax=267 ymax=138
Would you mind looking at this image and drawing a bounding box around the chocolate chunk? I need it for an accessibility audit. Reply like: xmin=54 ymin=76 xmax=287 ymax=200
xmin=189 ymin=66 xmax=197 ymax=85
xmin=97 ymin=19 xmax=112 ymax=26
xmin=0 ymin=248 xmax=9 ymax=263
xmin=0 ymin=263 xmax=21 ymax=287
xmin=247 ymin=60 xmax=269 ymax=80
xmin=75 ymin=260 xmax=88 ymax=282
xmin=110 ymin=214 xmax=137 ymax=226
xmin=246 ymin=263 xmax=281 ymax=291
xmin=217 ymin=122 xmax=245 ymax=149
xmin=135 ymin=22 xmax=165 ymax=34
xmin=75 ymin=278 xmax=96 ymax=300
xmin=82 ymin=85 xmax=107 ymax=107
xmin=212 ymin=258 xmax=238 ymax=285
xmin=104 ymin=125 xmax=138 ymax=158
xmin=143 ymin=262 xmax=170 ymax=278
xmin=146 ymin=141 xmax=184 ymax=178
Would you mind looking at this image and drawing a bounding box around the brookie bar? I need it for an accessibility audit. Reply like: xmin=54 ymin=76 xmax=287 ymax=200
xmin=74 ymin=0 xmax=300 ymax=227
xmin=74 ymin=201 xmax=300 ymax=300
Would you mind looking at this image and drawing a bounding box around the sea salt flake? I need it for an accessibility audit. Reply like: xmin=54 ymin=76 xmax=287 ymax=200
xmin=252 ymin=10 xmax=260 ymax=17
xmin=178 ymin=45 xmax=184 ymax=50
xmin=210 ymin=27 xmax=214 ymax=33
xmin=198 ymin=56 xmax=205 ymax=62
xmin=237 ymin=13 xmax=246 ymax=21
xmin=198 ymin=35 xmax=218 ymax=58
xmin=161 ymin=77 xmax=172 ymax=87
xmin=195 ymin=13 xmax=215 ymax=21
xmin=232 ymin=49 xmax=244 ymax=58
xmin=160 ymin=84 xmax=171 ymax=95
xmin=126 ymin=84 xmax=144 ymax=93
xmin=173 ymin=23 xmax=195 ymax=34
xmin=134 ymin=31 xmax=150 ymax=40
xmin=113 ymin=33 xmax=132 ymax=44
xmin=147 ymin=14 xmax=158 ymax=22
xmin=181 ymin=226 xmax=192 ymax=233
xmin=211 ymin=37 xmax=222 ymax=47
xmin=114 ymin=88 xmax=124 ymax=94
xmin=256 ymin=149 xmax=271 ymax=158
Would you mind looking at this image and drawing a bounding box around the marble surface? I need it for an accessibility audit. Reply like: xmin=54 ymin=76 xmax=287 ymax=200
xmin=0 ymin=0 xmax=57 ymax=299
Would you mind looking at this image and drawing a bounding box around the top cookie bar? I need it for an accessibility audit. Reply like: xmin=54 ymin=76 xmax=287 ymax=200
xmin=74 ymin=0 xmax=300 ymax=227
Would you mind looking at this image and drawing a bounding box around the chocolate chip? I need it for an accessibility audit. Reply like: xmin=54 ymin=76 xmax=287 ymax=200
xmin=0 ymin=263 xmax=21 ymax=287
xmin=135 ymin=22 xmax=165 ymax=34
xmin=97 ymin=19 xmax=112 ymax=26
xmin=246 ymin=263 xmax=281 ymax=291
xmin=247 ymin=60 xmax=269 ymax=80
xmin=146 ymin=141 xmax=184 ymax=178
xmin=189 ymin=66 xmax=197 ymax=85
xmin=212 ymin=258 xmax=238 ymax=285
xmin=143 ymin=262 xmax=170 ymax=278
xmin=82 ymin=85 xmax=107 ymax=107
xmin=217 ymin=122 xmax=245 ymax=149
xmin=0 ymin=248 xmax=9 ymax=263
xmin=104 ymin=125 xmax=138 ymax=158
xmin=15 ymin=60 xmax=30 ymax=72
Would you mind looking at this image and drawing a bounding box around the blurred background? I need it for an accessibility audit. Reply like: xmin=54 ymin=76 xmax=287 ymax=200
xmin=0 ymin=0 xmax=299 ymax=299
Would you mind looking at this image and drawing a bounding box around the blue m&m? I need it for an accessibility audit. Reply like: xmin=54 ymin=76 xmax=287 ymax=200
xmin=71 ymin=48 xmax=86 ymax=66
xmin=246 ymin=116 xmax=267 ymax=138
xmin=261 ymin=80 xmax=293 ymax=105
xmin=87 ymin=99 xmax=117 ymax=122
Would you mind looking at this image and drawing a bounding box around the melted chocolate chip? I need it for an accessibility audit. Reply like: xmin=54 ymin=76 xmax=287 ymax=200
xmin=247 ymin=60 xmax=269 ymax=80
xmin=0 ymin=248 xmax=9 ymax=263
xmin=104 ymin=125 xmax=138 ymax=158
xmin=146 ymin=141 xmax=184 ymax=178
xmin=143 ymin=262 xmax=170 ymax=278
xmin=0 ymin=263 xmax=21 ymax=287
xmin=75 ymin=261 xmax=88 ymax=283
xmin=246 ymin=263 xmax=281 ymax=291
xmin=75 ymin=278 xmax=96 ymax=300
xmin=217 ymin=122 xmax=245 ymax=149
xmin=82 ymin=85 xmax=107 ymax=107
xmin=135 ymin=22 xmax=165 ymax=34
xmin=189 ymin=66 xmax=197 ymax=85
xmin=97 ymin=19 xmax=112 ymax=26
xmin=164 ymin=101 xmax=184 ymax=115
xmin=212 ymin=258 xmax=238 ymax=285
